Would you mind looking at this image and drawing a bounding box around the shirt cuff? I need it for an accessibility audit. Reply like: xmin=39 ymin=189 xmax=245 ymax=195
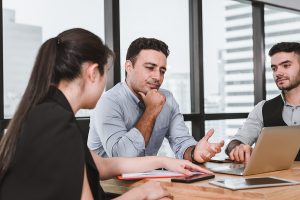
xmin=177 ymin=140 xmax=197 ymax=159
xmin=225 ymin=140 xmax=242 ymax=155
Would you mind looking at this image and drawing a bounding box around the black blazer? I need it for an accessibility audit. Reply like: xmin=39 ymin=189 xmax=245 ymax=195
xmin=0 ymin=87 xmax=105 ymax=200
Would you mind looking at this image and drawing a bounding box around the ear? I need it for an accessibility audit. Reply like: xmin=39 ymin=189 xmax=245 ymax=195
xmin=125 ymin=60 xmax=134 ymax=74
xmin=87 ymin=63 xmax=99 ymax=83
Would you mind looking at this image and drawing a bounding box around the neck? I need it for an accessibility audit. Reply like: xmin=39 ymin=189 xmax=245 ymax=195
xmin=283 ymin=85 xmax=300 ymax=106
xmin=125 ymin=79 xmax=142 ymax=100
xmin=57 ymin=80 xmax=83 ymax=113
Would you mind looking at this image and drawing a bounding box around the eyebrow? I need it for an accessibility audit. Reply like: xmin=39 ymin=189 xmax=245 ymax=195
xmin=271 ymin=60 xmax=291 ymax=68
xmin=144 ymin=62 xmax=157 ymax=67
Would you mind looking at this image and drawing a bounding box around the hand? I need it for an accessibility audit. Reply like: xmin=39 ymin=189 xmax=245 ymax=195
xmin=161 ymin=157 xmax=212 ymax=176
xmin=229 ymin=144 xmax=253 ymax=164
xmin=130 ymin=181 xmax=171 ymax=200
xmin=194 ymin=129 xmax=224 ymax=163
xmin=139 ymin=89 xmax=166 ymax=116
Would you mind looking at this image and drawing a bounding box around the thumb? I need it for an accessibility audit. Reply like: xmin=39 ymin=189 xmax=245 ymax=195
xmin=178 ymin=168 xmax=192 ymax=176
xmin=138 ymin=92 xmax=146 ymax=100
xmin=219 ymin=140 xmax=225 ymax=147
xmin=176 ymin=164 xmax=192 ymax=176
xmin=203 ymin=128 xmax=214 ymax=141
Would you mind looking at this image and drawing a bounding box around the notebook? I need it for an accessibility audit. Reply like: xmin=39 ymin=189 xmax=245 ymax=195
xmin=210 ymin=126 xmax=300 ymax=176
xmin=118 ymin=169 xmax=204 ymax=180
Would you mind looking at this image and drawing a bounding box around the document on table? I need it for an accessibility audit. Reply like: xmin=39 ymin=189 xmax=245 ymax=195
xmin=118 ymin=169 xmax=204 ymax=180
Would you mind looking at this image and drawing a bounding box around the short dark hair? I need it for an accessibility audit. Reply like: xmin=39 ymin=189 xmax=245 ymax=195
xmin=126 ymin=37 xmax=169 ymax=65
xmin=269 ymin=42 xmax=300 ymax=56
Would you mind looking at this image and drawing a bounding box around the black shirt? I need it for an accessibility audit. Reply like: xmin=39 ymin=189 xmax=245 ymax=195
xmin=0 ymin=87 xmax=105 ymax=199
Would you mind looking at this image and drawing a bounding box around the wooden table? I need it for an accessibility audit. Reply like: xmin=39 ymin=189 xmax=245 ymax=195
xmin=101 ymin=162 xmax=300 ymax=200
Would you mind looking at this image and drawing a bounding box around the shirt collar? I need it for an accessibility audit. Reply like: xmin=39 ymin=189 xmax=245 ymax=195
xmin=122 ymin=82 xmax=145 ymax=110
xmin=280 ymin=91 xmax=300 ymax=107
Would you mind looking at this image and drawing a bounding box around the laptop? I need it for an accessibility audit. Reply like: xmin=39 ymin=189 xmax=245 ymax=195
xmin=210 ymin=126 xmax=300 ymax=176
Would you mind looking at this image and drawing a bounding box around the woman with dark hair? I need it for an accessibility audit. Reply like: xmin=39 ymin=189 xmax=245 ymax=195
xmin=0 ymin=28 xmax=209 ymax=200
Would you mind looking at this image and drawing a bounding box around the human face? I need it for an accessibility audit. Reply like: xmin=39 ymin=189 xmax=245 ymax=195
xmin=97 ymin=64 xmax=109 ymax=97
xmin=85 ymin=62 xmax=109 ymax=109
xmin=125 ymin=49 xmax=167 ymax=96
xmin=271 ymin=52 xmax=300 ymax=91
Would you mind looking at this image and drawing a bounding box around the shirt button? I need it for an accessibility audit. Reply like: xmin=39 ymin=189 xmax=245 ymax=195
xmin=294 ymin=122 xmax=297 ymax=125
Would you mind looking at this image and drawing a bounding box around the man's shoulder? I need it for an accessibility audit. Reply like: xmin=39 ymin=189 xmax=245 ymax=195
xmin=102 ymin=83 xmax=125 ymax=99
xmin=159 ymin=88 xmax=173 ymax=98
xmin=256 ymin=99 xmax=266 ymax=106
xmin=265 ymin=94 xmax=283 ymax=104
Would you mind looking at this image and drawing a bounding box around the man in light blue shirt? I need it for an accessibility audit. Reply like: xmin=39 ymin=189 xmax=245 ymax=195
xmin=88 ymin=37 xmax=224 ymax=163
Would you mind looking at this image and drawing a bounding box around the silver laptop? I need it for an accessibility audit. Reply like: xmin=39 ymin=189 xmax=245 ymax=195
xmin=210 ymin=126 xmax=300 ymax=176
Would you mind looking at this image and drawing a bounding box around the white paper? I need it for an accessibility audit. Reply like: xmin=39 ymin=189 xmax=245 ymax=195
xmin=121 ymin=169 xmax=204 ymax=178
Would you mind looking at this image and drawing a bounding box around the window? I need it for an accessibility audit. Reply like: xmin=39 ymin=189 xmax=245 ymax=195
xmin=205 ymin=119 xmax=245 ymax=158
xmin=264 ymin=5 xmax=300 ymax=99
xmin=119 ymin=0 xmax=191 ymax=113
xmin=3 ymin=0 xmax=105 ymax=118
xmin=203 ymin=0 xmax=254 ymax=113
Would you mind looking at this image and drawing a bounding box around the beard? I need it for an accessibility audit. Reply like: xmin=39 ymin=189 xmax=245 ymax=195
xmin=276 ymin=71 xmax=300 ymax=91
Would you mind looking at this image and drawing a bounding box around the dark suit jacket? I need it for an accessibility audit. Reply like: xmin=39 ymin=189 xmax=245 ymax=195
xmin=0 ymin=87 xmax=104 ymax=200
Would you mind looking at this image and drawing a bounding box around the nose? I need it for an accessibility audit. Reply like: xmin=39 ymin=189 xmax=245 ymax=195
xmin=151 ymin=68 xmax=161 ymax=82
xmin=274 ymin=67 xmax=284 ymax=77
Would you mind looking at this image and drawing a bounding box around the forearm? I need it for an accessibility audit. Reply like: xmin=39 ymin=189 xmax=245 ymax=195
xmin=95 ymin=155 xmax=165 ymax=180
xmin=225 ymin=140 xmax=242 ymax=155
xmin=135 ymin=108 xmax=158 ymax=145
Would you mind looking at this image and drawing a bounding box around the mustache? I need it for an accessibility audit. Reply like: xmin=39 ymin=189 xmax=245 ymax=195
xmin=146 ymin=79 xmax=160 ymax=86
xmin=275 ymin=75 xmax=289 ymax=82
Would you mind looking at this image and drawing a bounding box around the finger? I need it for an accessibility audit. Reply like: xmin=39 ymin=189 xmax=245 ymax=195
xmin=207 ymin=146 xmax=216 ymax=154
xmin=229 ymin=149 xmax=235 ymax=160
xmin=175 ymin=163 xmax=192 ymax=176
xmin=233 ymin=148 xmax=240 ymax=162
xmin=203 ymin=128 xmax=214 ymax=141
xmin=184 ymin=162 xmax=212 ymax=174
xmin=219 ymin=140 xmax=225 ymax=147
xmin=200 ymin=153 xmax=210 ymax=163
xmin=138 ymin=92 xmax=146 ymax=100
xmin=182 ymin=169 xmax=193 ymax=176
xmin=160 ymin=184 xmax=171 ymax=197
xmin=244 ymin=147 xmax=252 ymax=164
xmin=238 ymin=148 xmax=245 ymax=162
xmin=210 ymin=143 xmax=223 ymax=153
xmin=160 ymin=195 xmax=174 ymax=200
xmin=213 ymin=145 xmax=222 ymax=153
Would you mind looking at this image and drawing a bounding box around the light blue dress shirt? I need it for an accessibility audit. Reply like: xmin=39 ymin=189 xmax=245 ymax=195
xmin=87 ymin=82 xmax=197 ymax=159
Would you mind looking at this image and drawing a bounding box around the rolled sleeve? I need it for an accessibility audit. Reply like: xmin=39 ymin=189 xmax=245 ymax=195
xmin=110 ymin=127 xmax=145 ymax=157
xmin=89 ymin=95 xmax=146 ymax=157
xmin=166 ymin=94 xmax=197 ymax=159
xmin=173 ymin=137 xmax=197 ymax=159
xmin=228 ymin=100 xmax=265 ymax=146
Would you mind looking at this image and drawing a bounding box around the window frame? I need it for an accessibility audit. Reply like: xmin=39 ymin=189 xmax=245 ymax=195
xmin=1 ymin=0 xmax=299 ymax=140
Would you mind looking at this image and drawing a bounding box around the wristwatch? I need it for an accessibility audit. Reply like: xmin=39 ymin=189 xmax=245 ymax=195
xmin=191 ymin=146 xmax=202 ymax=164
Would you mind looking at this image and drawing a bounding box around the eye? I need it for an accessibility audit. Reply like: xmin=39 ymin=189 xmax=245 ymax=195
xmin=145 ymin=66 xmax=154 ymax=70
xmin=160 ymin=69 xmax=166 ymax=75
xmin=283 ymin=64 xmax=290 ymax=68
xmin=271 ymin=66 xmax=276 ymax=72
